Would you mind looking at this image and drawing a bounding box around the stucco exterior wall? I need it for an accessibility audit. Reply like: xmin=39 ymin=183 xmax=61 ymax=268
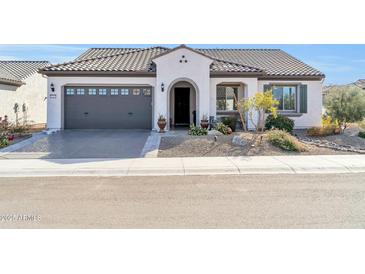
xmin=258 ymin=80 xmax=323 ymax=128
xmin=0 ymin=73 xmax=47 ymax=124
xmin=153 ymin=48 xmax=212 ymax=130
xmin=46 ymin=76 xmax=156 ymax=129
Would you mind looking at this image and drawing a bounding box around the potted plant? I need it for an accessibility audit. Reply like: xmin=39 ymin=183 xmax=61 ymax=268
xmin=157 ymin=114 xmax=167 ymax=133
xmin=200 ymin=114 xmax=209 ymax=129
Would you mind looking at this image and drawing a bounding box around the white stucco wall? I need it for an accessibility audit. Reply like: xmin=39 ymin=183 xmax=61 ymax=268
xmin=46 ymin=76 xmax=156 ymax=129
xmin=0 ymin=73 xmax=47 ymax=125
xmin=258 ymin=80 xmax=323 ymax=128
xmin=153 ymin=48 xmax=212 ymax=130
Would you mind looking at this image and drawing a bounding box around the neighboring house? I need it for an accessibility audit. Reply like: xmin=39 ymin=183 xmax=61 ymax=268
xmin=0 ymin=61 xmax=50 ymax=125
xmin=40 ymin=45 xmax=325 ymax=130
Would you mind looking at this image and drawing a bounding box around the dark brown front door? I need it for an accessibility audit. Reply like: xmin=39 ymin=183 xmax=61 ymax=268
xmin=174 ymin=87 xmax=190 ymax=126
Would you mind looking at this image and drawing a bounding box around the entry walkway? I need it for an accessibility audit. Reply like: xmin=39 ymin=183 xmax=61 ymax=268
xmin=0 ymin=155 xmax=364 ymax=177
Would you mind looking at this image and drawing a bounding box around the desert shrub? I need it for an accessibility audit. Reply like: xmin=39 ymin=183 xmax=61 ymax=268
xmin=189 ymin=124 xmax=208 ymax=136
xmin=221 ymin=116 xmax=237 ymax=131
xmin=0 ymin=136 xmax=9 ymax=148
xmin=307 ymin=127 xmax=334 ymax=137
xmin=267 ymin=129 xmax=307 ymax=152
xmin=358 ymin=131 xmax=365 ymax=138
xmin=265 ymin=114 xmax=294 ymax=132
xmin=307 ymin=116 xmax=340 ymax=136
xmin=215 ymin=122 xmax=230 ymax=135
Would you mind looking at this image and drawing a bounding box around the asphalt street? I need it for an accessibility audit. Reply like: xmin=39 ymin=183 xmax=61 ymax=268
xmin=0 ymin=173 xmax=364 ymax=228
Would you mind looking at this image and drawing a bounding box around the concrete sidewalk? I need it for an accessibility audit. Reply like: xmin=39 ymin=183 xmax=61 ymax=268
xmin=0 ymin=155 xmax=365 ymax=177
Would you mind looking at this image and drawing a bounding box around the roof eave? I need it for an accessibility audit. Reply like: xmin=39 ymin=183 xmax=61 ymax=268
xmin=0 ymin=78 xmax=24 ymax=86
xmin=210 ymin=71 xmax=264 ymax=78
xmin=258 ymin=74 xmax=325 ymax=81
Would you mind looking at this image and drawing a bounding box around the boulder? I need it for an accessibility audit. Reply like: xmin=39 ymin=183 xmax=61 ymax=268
xmin=232 ymin=135 xmax=247 ymax=147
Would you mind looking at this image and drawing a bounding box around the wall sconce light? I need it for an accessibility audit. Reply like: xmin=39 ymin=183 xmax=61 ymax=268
xmin=50 ymin=83 xmax=55 ymax=92
xmin=161 ymin=82 xmax=165 ymax=92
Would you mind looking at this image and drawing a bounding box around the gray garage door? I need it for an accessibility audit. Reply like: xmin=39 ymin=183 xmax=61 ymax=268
xmin=64 ymin=86 xmax=152 ymax=129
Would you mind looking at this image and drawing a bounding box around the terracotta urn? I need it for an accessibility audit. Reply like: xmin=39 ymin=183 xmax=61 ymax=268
xmin=200 ymin=120 xmax=209 ymax=129
xmin=157 ymin=119 xmax=167 ymax=133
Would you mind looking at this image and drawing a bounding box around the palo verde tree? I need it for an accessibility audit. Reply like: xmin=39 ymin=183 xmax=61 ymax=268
xmin=242 ymin=90 xmax=279 ymax=132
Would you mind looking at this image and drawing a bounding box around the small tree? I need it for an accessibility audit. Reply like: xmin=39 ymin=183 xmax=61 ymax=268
xmin=325 ymin=86 xmax=365 ymax=131
xmin=243 ymin=90 xmax=279 ymax=132
xmin=233 ymin=93 xmax=248 ymax=131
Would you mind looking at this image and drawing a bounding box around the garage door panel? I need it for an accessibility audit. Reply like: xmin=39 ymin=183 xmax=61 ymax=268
xmin=64 ymin=86 xmax=152 ymax=129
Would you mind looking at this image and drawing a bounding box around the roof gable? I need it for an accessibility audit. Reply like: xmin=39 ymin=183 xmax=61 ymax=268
xmin=152 ymin=44 xmax=213 ymax=62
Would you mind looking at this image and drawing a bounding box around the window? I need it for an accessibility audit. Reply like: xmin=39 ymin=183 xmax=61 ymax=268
xmin=120 ymin=88 xmax=129 ymax=95
xmin=216 ymin=86 xmax=238 ymax=111
xmin=143 ymin=88 xmax=151 ymax=96
xmin=133 ymin=88 xmax=141 ymax=96
xmin=110 ymin=88 xmax=119 ymax=95
xmin=98 ymin=88 xmax=107 ymax=95
xmin=88 ymin=88 xmax=97 ymax=95
xmin=76 ymin=88 xmax=85 ymax=95
xmin=272 ymin=85 xmax=297 ymax=111
xmin=66 ymin=88 xmax=74 ymax=95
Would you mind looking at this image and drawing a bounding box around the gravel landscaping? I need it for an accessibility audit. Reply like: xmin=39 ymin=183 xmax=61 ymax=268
xmin=294 ymin=124 xmax=365 ymax=154
xmin=158 ymin=131 xmax=355 ymax=157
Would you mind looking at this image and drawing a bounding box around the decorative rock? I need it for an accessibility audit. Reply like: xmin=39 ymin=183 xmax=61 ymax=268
xmin=208 ymin=130 xmax=223 ymax=136
xmin=297 ymin=136 xmax=365 ymax=154
xmin=232 ymin=135 xmax=247 ymax=147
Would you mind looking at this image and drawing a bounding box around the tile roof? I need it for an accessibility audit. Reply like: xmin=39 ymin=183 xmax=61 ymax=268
xmin=41 ymin=46 xmax=324 ymax=78
xmin=43 ymin=47 xmax=168 ymax=73
xmin=75 ymin=48 xmax=147 ymax=61
xmin=198 ymin=48 xmax=324 ymax=77
xmin=0 ymin=61 xmax=50 ymax=85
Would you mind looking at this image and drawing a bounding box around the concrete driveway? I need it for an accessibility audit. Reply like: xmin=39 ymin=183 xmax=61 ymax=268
xmin=3 ymin=130 xmax=150 ymax=159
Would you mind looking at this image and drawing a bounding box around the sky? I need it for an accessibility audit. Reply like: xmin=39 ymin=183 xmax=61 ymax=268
xmin=0 ymin=44 xmax=364 ymax=85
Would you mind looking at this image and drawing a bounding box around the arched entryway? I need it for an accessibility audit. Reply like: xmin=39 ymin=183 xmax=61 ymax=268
xmin=167 ymin=79 xmax=198 ymax=129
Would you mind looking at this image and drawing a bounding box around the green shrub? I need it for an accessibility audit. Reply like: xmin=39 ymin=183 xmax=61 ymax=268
xmin=215 ymin=122 xmax=230 ymax=135
xmin=358 ymin=131 xmax=365 ymax=138
xmin=267 ymin=129 xmax=307 ymax=152
xmin=0 ymin=136 xmax=9 ymax=148
xmin=221 ymin=116 xmax=237 ymax=132
xmin=189 ymin=124 xmax=208 ymax=136
xmin=265 ymin=114 xmax=294 ymax=132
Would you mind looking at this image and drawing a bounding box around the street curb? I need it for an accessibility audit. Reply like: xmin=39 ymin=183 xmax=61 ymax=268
xmin=0 ymin=155 xmax=364 ymax=177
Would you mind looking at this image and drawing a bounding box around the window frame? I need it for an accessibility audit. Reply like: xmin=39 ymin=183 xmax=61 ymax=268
xmin=66 ymin=88 xmax=75 ymax=95
xmin=120 ymin=88 xmax=129 ymax=96
xmin=76 ymin=88 xmax=85 ymax=95
xmin=272 ymin=85 xmax=298 ymax=112
xmin=216 ymin=85 xmax=239 ymax=112
xmin=110 ymin=88 xmax=119 ymax=96
xmin=98 ymin=88 xmax=107 ymax=96
xmin=88 ymin=88 xmax=97 ymax=95
xmin=132 ymin=88 xmax=141 ymax=96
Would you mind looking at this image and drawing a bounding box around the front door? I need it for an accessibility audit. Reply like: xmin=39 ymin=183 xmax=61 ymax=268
xmin=174 ymin=87 xmax=190 ymax=126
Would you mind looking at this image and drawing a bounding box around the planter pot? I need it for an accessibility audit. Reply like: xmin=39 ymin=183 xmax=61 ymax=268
xmin=157 ymin=120 xmax=167 ymax=132
xmin=200 ymin=120 xmax=209 ymax=129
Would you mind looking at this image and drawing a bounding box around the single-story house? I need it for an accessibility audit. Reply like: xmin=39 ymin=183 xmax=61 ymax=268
xmin=40 ymin=45 xmax=325 ymax=131
xmin=0 ymin=61 xmax=50 ymax=125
